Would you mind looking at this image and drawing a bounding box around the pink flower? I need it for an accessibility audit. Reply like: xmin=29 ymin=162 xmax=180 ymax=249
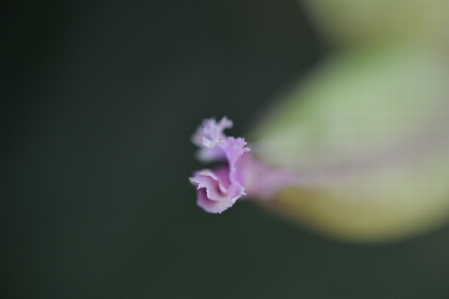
xmin=189 ymin=117 xmax=298 ymax=213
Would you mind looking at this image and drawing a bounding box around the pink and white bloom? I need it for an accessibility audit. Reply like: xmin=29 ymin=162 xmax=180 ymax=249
xmin=189 ymin=117 xmax=298 ymax=213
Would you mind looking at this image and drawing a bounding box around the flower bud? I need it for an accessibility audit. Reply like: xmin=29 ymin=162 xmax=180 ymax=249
xmin=250 ymin=44 xmax=449 ymax=242
xmin=301 ymin=0 xmax=449 ymax=49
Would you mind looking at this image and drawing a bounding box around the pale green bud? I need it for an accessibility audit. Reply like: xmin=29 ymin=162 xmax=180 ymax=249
xmin=251 ymin=44 xmax=449 ymax=242
xmin=301 ymin=0 xmax=449 ymax=49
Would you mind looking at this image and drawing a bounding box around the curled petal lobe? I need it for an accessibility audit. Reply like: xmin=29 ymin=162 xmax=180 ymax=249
xmin=190 ymin=167 xmax=244 ymax=213
xmin=192 ymin=117 xmax=233 ymax=162
xmin=192 ymin=116 xmax=233 ymax=148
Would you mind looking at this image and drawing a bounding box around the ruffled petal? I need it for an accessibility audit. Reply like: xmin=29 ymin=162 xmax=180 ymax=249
xmin=189 ymin=117 xmax=249 ymax=213
xmin=189 ymin=117 xmax=300 ymax=213
xmin=190 ymin=166 xmax=243 ymax=213
xmin=191 ymin=117 xmax=233 ymax=162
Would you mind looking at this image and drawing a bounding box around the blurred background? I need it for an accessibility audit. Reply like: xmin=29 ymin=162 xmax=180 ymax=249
xmin=2 ymin=1 xmax=449 ymax=298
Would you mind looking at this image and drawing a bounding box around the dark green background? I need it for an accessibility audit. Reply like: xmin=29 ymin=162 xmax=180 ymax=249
xmin=2 ymin=1 xmax=449 ymax=298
